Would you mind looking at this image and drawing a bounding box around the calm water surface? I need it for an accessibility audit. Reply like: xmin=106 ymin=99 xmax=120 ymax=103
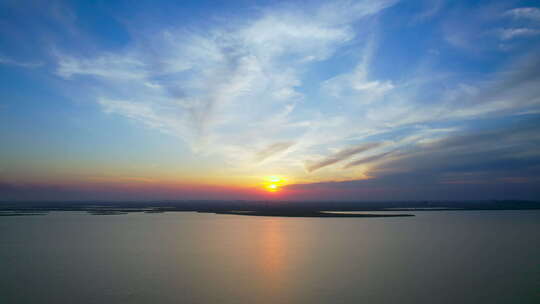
xmin=1 ymin=211 xmax=539 ymax=304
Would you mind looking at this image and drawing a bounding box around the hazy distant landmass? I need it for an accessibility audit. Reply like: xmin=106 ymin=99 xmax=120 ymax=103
xmin=0 ymin=211 xmax=49 ymax=216
xmin=1 ymin=200 xmax=538 ymax=217
xmin=212 ymin=210 xmax=414 ymax=218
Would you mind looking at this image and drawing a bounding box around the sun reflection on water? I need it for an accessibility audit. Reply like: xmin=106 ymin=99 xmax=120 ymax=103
xmin=258 ymin=219 xmax=286 ymax=286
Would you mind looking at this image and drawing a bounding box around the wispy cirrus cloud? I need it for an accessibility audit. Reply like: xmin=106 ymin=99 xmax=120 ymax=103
xmin=499 ymin=28 xmax=540 ymax=40
xmin=57 ymin=54 xmax=147 ymax=80
xmin=0 ymin=55 xmax=43 ymax=68
xmin=254 ymin=141 xmax=296 ymax=163
xmin=505 ymin=7 xmax=540 ymax=21
xmin=285 ymin=119 xmax=540 ymax=200
xmin=305 ymin=142 xmax=383 ymax=173
xmin=54 ymin=1 xmax=395 ymax=160
xmin=48 ymin=0 xmax=540 ymax=188
xmin=322 ymin=38 xmax=394 ymax=101
xmin=1 ymin=0 xmax=540 ymax=201
xmin=343 ymin=151 xmax=395 ymax=169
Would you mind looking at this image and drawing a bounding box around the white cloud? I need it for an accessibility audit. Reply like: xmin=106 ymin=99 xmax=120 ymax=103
xmin=53 ymin=0 xmax=540 ymax=183
xmin=499 ymin=28 xmax=540 ymax=40
xmin=56 ymin=1 xmax=394 ymax=164
xmin=322 ymin=38 xmax=394 ymax=102
xmin=505 ymin=7 xmax=540 ymax=21
xmin=323 ymin=64 xmax=394 ymax=100
xmin=0 ymin=55 xmax=43 ymax=68
xmin=56 ymin=53 xmax=147 ymax=79
xmin=98 ymin=98 xmax=193 ymax=140
xmin=411 ymin=0 xmax=444 ymax=23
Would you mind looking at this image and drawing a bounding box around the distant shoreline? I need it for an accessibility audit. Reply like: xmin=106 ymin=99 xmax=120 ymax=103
xmin=1 ymin=200 xmax=539 ymax=216
xmin=213 ymin=210 xmax=414 ymax=218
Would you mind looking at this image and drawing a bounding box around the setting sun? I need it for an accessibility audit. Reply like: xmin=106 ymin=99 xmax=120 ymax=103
xmin=264 ymin=176 xmax=285 ymax=192
xmin=266 ymin=184 xmax=279 ymax=192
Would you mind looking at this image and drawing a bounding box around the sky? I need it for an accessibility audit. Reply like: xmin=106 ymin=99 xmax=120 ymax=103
xmin=1 ymin=0 xmax=540 ymax=201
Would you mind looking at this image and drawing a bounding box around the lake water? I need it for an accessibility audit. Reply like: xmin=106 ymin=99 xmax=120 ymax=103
xmin=1 ymin=211 xmax=539 ymax=304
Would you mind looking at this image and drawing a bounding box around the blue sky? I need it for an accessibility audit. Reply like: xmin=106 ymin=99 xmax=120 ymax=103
xmin=1 ymin=0 xmax=540 ymax=201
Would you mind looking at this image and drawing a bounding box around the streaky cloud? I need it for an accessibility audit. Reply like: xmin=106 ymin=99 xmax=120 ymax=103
xmin=254 ymin=141 xmax=295 ymax=163
xmin=343 ymin=150 xmax=395 ymax=169
xmin=306 ymin=142 xmax=383 ymax=173
xmin=505 ymin=7 xmax=540 ymax=21
xmin=0 ymin=55 xmax=43 ymax=68
xmin=52 ymin=0 xmax=396 ymax=164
